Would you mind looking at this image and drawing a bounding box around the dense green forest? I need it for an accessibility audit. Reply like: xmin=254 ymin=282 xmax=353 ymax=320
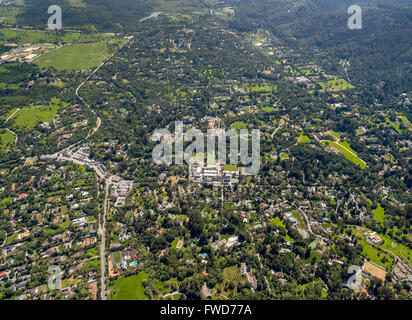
xmin=227 ymin=0 xmax=412 ymax=94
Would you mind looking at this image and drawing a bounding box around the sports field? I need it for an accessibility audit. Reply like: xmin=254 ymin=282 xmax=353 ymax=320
xmin=35 ymin=40 xmax=126 ymax=71
xmin=109 ymin=272 xmax=148 ymax=300
xmin=364 ymin=261 xmax=387 ymax=281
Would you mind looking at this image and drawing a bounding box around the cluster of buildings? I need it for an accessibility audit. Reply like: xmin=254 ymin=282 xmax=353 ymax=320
xmin=110 ymin=248 xmax=138 ymax=275
xmin=210 ymin=235 xmax=239 ymax=250
xmin=0 ymin=163 xmax=100 ymax=299
xmin=393 ymin=259 xmax=412 ymax=283
xmin=0 ymin=0 xmax=19 ymax=6
xmin=110 ymin=176 xmax=133 ymax=207
xmin=189 ymin=159 xmax=239 ymax=185
xmin=58 ymin=145 xmax=133 ymax=207
xmin=240 ymin=263 xmax=258 ymax=290
xmin=1 ymin=43 xmax=54 ymax=63
xmin=363 ymin=230 xmax=383 ymax=245
xmin=62 ymin=145 xmax=107 ymax=179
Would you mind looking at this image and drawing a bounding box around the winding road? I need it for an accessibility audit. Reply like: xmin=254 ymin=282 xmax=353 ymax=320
xmin=297 ymin=207 xmax=328 ymax=242
xmin=40 ymin=38 xmax=132 ymax=299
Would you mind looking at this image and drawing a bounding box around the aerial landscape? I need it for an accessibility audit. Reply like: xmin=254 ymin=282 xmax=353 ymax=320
xmin=0 ymin=0 xmax=411 ymax=306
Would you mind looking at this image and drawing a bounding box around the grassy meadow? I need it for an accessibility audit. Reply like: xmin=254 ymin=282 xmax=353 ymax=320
xmin=34 ymin=39 xmax=126 ymax=71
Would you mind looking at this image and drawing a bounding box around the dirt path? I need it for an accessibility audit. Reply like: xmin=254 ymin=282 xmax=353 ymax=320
xmin=320 ymin=139 xmax=367 ymax=167
xmin=5 ymin=128 xmax=18 ymax=144
xmin=4 ymin=108 xmax=20 ymax=123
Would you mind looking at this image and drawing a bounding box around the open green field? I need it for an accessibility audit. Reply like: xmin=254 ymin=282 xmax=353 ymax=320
xmin=35 ymin=40 xmax=126 ymax=71
xmin=223 ymin=164 xmax=239 ymax=172
xmin=261 ymin=106 xmax=274 ymax=113
xmin=10 ymin=98 xmax=67 ymax=131
xmin=86 ymin=259 xmax=99 ymax=268
xmin=369 ymin=114 xmax=410 ymax=134
xmin=304 ymin=251 xmax=321 ymax=264
xmin=359 ymin=227 xmax=412 ymax=266
xmin=323 ymin=140 xmax=366 ymax=169
xmin=0 ymin=129 xmax=15 ymax=148
xmin=298 ymin=67 xmax=314 ymax=76
xmin=379 ymin=232 xmax=412 ymax=265
xmin=356 ymin=128 xmax=364 ymax=136
xmin=231 ymin=121 xmax=247 ymax=129
xmin=1 ymin=108 xmax=18 ymax=121
xmin=87 ymin=247 xmax=97 ymax=257
xmin=45 ymin=216 xmax=70 ymax=236
xmin=317 ymin=79 xmax=355 ymax=92
xmin=372 ymin=203 xmax=385 ymax=225
xmin=384 ymin=116 xmax=411 ymax=134
xmin=0 ymin=82 xmax=19 ymax=90
xmin=109 ymin=272 xmax=148 ymax=300
xmin=68 ymin=0 xmax=87 ymax=8
xmin=113 ymin=251 xmax=121 ymax=264
xmin=270 ymin=217 xmax=294 ymax=242
xmin=399 ymin=115 xmax=411 ymax=128
xmin=353 ymin=230 xmax=394 ymax=269
xmin=280 ymin=152 xmax=289 ymax=160
xmin=292 ymin=211 xmax=306 ymax=229
xmin=297 ymin=132 xmax=310 ymax=143
xmin=247 ymin=85 xmax=275 ymax=93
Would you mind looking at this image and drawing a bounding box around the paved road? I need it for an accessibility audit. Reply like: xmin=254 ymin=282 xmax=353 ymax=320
xmin=100 ymin=182 xmax=109 ymax=300
xmin=271 ymin=119 xmax=284 ymax=139
xmin=163 ymin=291 xmax=180 ymax=298
xmin=248 ymin=230 xmax=272 ymax=296
xmin=36 ymin=36 xmax=132 ymax=300
xmin=297 ymin=207 xmax=328 ymax=242
xmin=41 ymin=153 xmax=106 ymax=178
